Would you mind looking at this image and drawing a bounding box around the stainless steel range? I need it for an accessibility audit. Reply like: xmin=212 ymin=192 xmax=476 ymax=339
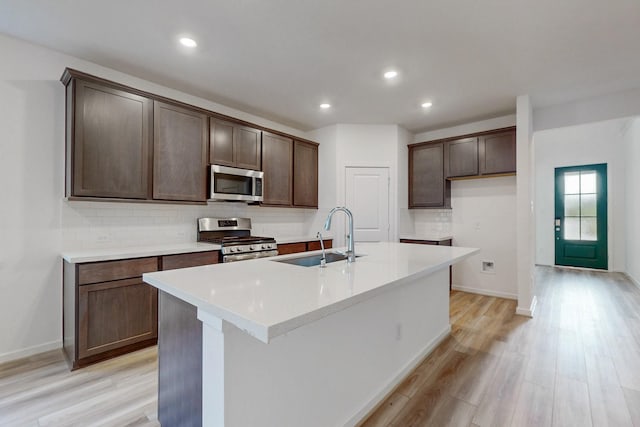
xmin=197 ymin=217 xmax=278 ymax=263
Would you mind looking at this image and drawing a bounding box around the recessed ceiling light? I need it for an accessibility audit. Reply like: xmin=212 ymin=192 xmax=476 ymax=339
xmin=384 ymin=70 xmax=398 ymax=79
xmin=179 ymin=37 xmax=197 ymax=48
xmin=320 ymin=103 xmax=331 ymax=109
xmin=421 ymin=101 xmax=433 ymax=108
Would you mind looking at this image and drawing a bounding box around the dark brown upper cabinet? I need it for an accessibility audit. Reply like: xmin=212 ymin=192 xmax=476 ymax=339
xmin=293 ymin=140 xmax=318 ymax=208
xmin=153 ymin=101 xmax=208 ymax=202
xmin=65 ymin=77 xmax=153 ymax=199
xmin=445 ymin=137 xmax=479 ymax=178
xmin=479 ymin=130 xmax=516 ymax=175
xmin=61 ymin=68 xmax=318 ymax=206
xmin=409 ymin=142 xmax=450 ymax=208
xmin=209 ymin=118 xmax=262 ymax=170
xmin=261 ymin=132 xmax=293 ymax=206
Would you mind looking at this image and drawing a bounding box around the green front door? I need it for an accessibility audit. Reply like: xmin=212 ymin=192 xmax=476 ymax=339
xmin=554 ymin=163 xmax=608 ymax=269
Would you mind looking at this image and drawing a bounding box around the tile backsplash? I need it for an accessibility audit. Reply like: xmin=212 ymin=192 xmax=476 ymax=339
xmin=409 ymin=209 xmax=452 ymax=235
xmin=61 ymin=200 xmax=320 ymax=250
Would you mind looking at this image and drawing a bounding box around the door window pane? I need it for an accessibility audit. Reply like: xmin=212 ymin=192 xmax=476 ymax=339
xmin=565 ymin=172 xmax=580 ymax=194
xmin=581 ymin=172 xmax=596 ymax=194
xmin=581 ymin=217 xmax=597 ymax=241
xmin=581 ymin=194 xmax=597 ymax=216
xmin=564 ymin=217 xmax=580 ymax=240
xmin=564 ymin=195 xmax=580 ymax=216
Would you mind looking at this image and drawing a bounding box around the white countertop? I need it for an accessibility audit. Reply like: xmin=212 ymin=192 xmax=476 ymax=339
xmin=61 ymin=242 xmax=221 ymax=263
xmin=399 ymin=234 xmax=453 ymax=242
xmin=62 ymin=235 xmax=333 ymax=263
xmin=143 ymin=242 xmax=478 ymax=343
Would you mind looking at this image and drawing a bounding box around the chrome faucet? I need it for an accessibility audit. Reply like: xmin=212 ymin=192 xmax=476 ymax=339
xmin=324 ymin=207 xmax=356 ymax=263
xmin=316 ymin=231 xmax=327 ymax=268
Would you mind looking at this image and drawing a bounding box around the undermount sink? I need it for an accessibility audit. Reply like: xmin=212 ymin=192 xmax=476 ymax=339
xmin=274 ymin=251 xmax=361 ymax=267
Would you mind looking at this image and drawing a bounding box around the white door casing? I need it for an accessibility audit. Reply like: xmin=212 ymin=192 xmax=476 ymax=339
xmin=345 ymin=167 xmax=390 ymax=242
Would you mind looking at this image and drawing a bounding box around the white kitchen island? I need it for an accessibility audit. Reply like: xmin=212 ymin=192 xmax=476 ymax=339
xmin=143 ymin=242 xmax=477 ymax=427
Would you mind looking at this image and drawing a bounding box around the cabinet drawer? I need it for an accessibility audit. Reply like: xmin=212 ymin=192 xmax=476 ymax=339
xmin=307 ymin=240 xmax=333 ymax=251
xmin=277 ymin=242 xmax=307 ymax=255
xmin=161 ymin=251 xmax=219 ymax=271
xmin=78 ymin=257 xmax=158 ymax=285
xmin=78 ymin=278 xmax=158 ymax=359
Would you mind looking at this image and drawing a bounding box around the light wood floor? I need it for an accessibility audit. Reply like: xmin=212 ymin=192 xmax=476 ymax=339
xmin=2 ymin=266 xmax=640 ymax=426
xmin=0 ymin=346 xmax=159 ymax=426
xmin=361 ymin=267 xmax=640 ymax=427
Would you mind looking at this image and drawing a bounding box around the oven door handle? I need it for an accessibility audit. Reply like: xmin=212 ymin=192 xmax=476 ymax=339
xmin=223 ymin=250 xmax=278 ymax=263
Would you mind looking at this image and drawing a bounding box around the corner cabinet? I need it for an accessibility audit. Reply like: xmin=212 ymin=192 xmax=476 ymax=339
xmin=262 ymin=132 xmax=294 ymax=206
xmin=409 ymin=142 xmax=450 ymax=208
xmin=209 ymin=118 xmax=262 ymax=170
xmin=64 ymin=74 xmax=153 ymax=199
xmin=293 ymin=140 xmax=319 ymax=207
xmin=153 ymin=101 xmax=208 ymax=202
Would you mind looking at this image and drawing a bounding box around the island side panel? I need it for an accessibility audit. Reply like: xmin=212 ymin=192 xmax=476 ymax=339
xmin=158 ymin=291 xmax=203 ymax=427
xmin=201 ymin=267 xmax=450 ymax=427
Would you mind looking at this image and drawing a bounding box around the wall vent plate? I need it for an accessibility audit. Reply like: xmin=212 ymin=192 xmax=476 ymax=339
xmin=481 ymin=260 xmax=495 ymax=274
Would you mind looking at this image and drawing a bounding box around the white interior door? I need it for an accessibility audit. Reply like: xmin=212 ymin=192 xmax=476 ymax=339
xmin=345 ymin=167 xmax=390 ymax=242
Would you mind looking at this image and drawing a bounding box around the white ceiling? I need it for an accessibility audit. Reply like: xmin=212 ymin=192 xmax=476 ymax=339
xmin=1 ymin=0 xmax=639 ymax=132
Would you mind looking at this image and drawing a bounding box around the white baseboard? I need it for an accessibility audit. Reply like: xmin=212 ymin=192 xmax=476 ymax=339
xmin=625 ymin=272 xmax=640 ymax=290
xmin=516 ymin=295 xmax=538 ymax=318
xmin=346 ymin=325 xmax=451 ymax=427
xmin=451 ymin=284 xmax=517 ymax=300
xmin=0 ymin=340 xmax=62 ymax=364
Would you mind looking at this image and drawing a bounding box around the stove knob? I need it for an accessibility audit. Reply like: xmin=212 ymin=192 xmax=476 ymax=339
xmin=250 ymin=245 xmax=256 ymax=251
xmin=261 ymin=245 xmax=267 ymax=249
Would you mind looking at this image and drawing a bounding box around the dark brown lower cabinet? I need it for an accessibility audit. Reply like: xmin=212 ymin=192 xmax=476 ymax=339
xmin=64 ymin=257 xmax=159 ymax=369
xmin=78 ymin=278 xmax=158 ymax=360
xmin=158 ymin=291 xmax=202 ymax=427
xmin=278 ymin=239 xmax=333 ymax=255
xmin=307 ymin=239 xmax=333 ymax=251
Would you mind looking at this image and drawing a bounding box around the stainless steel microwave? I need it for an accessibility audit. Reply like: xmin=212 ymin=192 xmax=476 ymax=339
xmin=209 ymin=165 xmax=263 ymax=202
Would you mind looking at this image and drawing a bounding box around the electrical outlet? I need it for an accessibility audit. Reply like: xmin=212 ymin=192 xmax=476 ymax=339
xmin=395 ymin=323 xmax=403 ymax=341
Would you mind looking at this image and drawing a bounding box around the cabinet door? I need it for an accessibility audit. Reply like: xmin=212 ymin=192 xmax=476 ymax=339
xmin=209 ymin=118 xmax=235 ymax=167
xmin=161 ymin=251 xmax=219 ymax=270
xmin=153 ymin=101 xmax=208 ymax=202
xmin=78 ymin=278 xmax=158 ymax=359
xmin=445 ymin=137 xmax=478 ymax=178
xmin=479 ymin=130 xmax=516 ymax=175
xmin=277 ymin=242 xmax=307 ymax=255
xmin=293 ymin=141 xmax=318 ymax=207
xmin=73 ymin=79 xmax=152 ymax=199
xmin=210 ymin=119 xmax=261 ymax=170
xmin=307 ymin=240 xmax=333 ymax=251
xmin=409 ymin=142 xmax=449 ymax=208
xmin=235 ymin=125 xmax=262 ymax=170
xmin=262 ymin=132 xmax=293 ymax=206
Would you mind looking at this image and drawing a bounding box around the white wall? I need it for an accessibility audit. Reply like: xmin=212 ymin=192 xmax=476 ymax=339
xmin=450 ymin=177 xmax=518 ymax=299
xmin=533 ymin=89 xmax=640 ymax=133
xmin=0 ymin=33 xmax=314 ymax=361
xmin=308 ymin=124 xmax=405 ymax=247
xmin=623 ymin=118 xmax=640 ymax=285
xmin=409 ymin=114 xmax=518 ymax=298
xmin=516 ymin=95 xmax=536 ymax=316
xmin=413 ymin=114 xmax=516 ymax=143
xmin=534 ymin=118 xmax=628 ymax=272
